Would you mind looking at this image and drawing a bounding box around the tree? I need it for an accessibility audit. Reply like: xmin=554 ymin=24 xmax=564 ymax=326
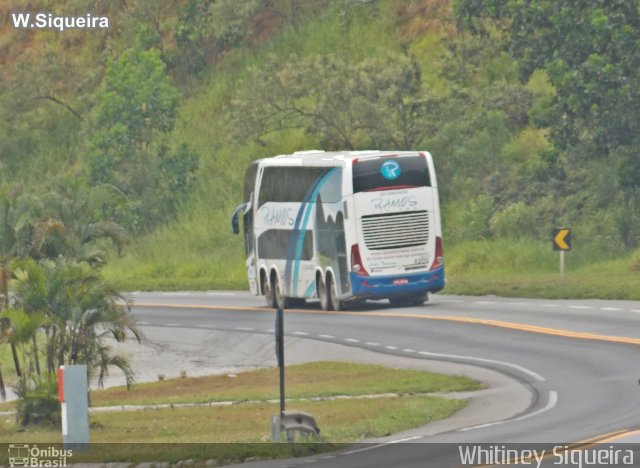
xmin=456 ymin=0 xmax=640 ymax=191
xmin=0 ymin=193 xmax=44 ymax=392
xmin=174 ymin=0 xmax=218 ymax=75
xmin=89 ymin=41 xmax=199 ymax=231
xmin=1 ymin=308 xmax=47 ymax=379
xmin=11 ymin=258 xmax=141 ymax=388
xmin=34 ymin=183 xmax=130 ymax=267
xmin=90 ymin=42 xmax=179 ymax=178
xmin=230 ymin=52 xmax=437 ymax=150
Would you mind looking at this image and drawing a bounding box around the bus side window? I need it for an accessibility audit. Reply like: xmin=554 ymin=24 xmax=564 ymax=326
xmin=243 ymin=193 xmax=254 ymax=255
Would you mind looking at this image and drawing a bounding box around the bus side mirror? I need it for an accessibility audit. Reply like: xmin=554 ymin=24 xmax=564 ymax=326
xmin=231 ymin=203 xmax=246 ymax=235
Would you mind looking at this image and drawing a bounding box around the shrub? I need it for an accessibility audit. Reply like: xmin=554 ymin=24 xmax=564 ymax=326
xmin=490 ymin=202 xmax=539 ymax=240
xmin=15 ymin=374 xmax=60 ymax=427
xmin=444 ymin=195 xmax=495 ymax=244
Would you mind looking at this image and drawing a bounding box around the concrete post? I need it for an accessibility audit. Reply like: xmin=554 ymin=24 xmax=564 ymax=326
xmin=58 ymin=365 xmax=90 ymax=447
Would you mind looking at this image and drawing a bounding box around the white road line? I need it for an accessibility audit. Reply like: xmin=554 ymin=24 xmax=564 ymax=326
xmin=343 ymin=445 xmax=386 ymax=456
xmin=366 ymin=342 xmax=380 ymax=347
xmin=165 ymin=323 xmax=182 ymax=327
xmin=570 ymin=305 xmax=592 ymax=309
xmin=292 ymin=331 xmax=310 ymax=336
xmin=403 ymin=349 xmax=416 ymax=353
xmin=235 ymin=327 xmax=254 ymax=332
xmin=136 ymin=321 xmax=150 ymax=325
xmin=318 ymin=334 xmax=335 ymax=339
xmin=390 ymin=435 xmax=423 ymax=443
xmin=417 ymin=351 xmax=546 ymax=382
xmin=474 ymin=301 xmax=496 ymax=304
xmin=344 ymin=338 xmax=360 ymax=343
xmin=632 ymin=310 xmax=640 ymax=313
xmin=265 ymin=329 xmax=275 ymax=333
xmin=601 ymin=307 xmax=621 ymax=311
xmin=542 ymin=304 xmax=560 ymax=308
xmin=507 ymin=302 xmax=528 ymax=306
xmin=386 ymin=346 xmax=399 ymax=350
xmin=459 ymin=391 xmax=558 ymax=431
xmin=342 ymin=436 xmax=426 ymax=455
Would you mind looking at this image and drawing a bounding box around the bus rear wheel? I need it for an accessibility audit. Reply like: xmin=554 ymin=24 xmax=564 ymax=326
xmin=273 ymin=274 xmax=290 ymax=309
xmin=262 ymin=273 xmax=276 ymax=308
xmin=328 ymin=276 xmax=344 ymax=311
xmin=318 ymin=276 xmax=331 ymax=311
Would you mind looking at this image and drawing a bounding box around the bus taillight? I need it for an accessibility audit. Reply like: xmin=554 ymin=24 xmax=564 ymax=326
xmin=431 ymin=236 xmax=443 ymax=270
xmin=351 ymin=244 xmax=369 ymax=276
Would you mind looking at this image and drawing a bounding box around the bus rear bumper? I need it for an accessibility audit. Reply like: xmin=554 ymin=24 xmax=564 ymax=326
xmin=349 ymin=267 xmax=445 ymax=300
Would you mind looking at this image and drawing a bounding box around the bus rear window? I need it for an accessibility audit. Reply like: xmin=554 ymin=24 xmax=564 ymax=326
xmin=352 ymin=156 xmax=431 ymax=193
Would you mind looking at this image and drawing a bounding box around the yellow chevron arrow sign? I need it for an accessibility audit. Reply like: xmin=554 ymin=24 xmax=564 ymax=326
xmin=552 ymin=228 xmax=572 ymax=251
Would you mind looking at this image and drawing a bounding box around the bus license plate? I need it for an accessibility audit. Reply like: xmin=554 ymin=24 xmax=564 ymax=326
xmin=393 ymin=278 xmax=409 ymax=285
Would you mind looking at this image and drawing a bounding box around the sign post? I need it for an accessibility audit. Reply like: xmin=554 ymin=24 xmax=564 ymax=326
xmin=552 ymin=228 xmax=572 ymax=278
xmin=58 ymin=365 xmax=90 ymax=448
xmin=271 ymin=304 xmax=286 ymax=442
xmin=271 ymin=298 xmax=320 ymax=442
xmin=275 ymin=304 xmax=285 ymax=418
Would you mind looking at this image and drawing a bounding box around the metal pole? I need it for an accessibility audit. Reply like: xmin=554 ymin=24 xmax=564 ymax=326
xmin=276 ymin=304 xmax=285 ymax=417
xmin=560 ymin=250 xmax=565 ymax=279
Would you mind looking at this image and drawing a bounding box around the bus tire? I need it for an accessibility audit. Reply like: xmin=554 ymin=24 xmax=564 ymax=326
xmin=273 ymin=274 xmax=290 ymax=310
xmin=328 ymin=275 xmax=344 ymax=311
xmin=262 ymin=272 xmax=276 ymax=308
xmin=318 ymin=276 xmax=331 ymax=311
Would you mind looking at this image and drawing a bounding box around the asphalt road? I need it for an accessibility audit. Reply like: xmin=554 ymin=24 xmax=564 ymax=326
xmin=129 ymin=292 xmax=640 ymax=467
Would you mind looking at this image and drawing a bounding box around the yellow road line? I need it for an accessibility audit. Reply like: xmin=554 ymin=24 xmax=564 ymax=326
xmin=594 ymin=428 xmax=640 ymax=443
xmin=135 ymin=302 xmax=640 ymax=347
xmin=578 ymin=429 xmax=629 ymax=444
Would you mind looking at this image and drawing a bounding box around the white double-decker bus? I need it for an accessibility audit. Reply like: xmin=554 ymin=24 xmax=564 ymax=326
xmin=231 ymin=150 xmax=444 ymax=310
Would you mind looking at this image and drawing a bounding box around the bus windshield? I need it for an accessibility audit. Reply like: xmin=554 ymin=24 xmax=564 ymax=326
xmin=352 ymin=156 xmax=431 ymax=193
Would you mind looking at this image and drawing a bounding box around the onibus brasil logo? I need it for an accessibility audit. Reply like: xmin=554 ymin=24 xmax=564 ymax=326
xmin=8 ymin=444 xmax=72 ymax=467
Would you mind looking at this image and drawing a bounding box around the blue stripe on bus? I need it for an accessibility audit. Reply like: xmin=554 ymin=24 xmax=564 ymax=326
xmin=303 ymin=280 xmax=316 ymax=298
xmin=284 ymin=168 xmax=336 ymax=297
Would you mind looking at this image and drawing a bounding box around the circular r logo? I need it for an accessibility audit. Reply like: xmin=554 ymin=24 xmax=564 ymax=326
xmin=381 ymin=161 xmax=401 ymax=180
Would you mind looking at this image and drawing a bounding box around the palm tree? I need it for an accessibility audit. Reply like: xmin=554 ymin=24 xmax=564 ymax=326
xmin=12 ymin=258 xmax=141 ymax=389
xmin=33 ymin=183 xmax=130 ymax=267
xmin=0 ymin=193 xmax=42 ymax=393
xmin=1 ymin=186 xmax=134 ymax=403
xmin=1 ymin=307 xmax=47 ymax=379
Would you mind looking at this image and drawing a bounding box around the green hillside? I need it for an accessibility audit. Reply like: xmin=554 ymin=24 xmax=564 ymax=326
xmin=2 ymin=0 xmax=639 ymax=298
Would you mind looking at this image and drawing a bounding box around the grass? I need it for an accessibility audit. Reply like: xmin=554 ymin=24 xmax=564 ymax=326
xmin=0 ymin=397 xmax=465 ymax=444
xmin=89 ymin=361 xmax=480 ymax=407
xmin=445 ymin=241 xmax=640 ymax=300
xmin=0 ymin=362 xmax=476 ymax=464
xmin=105 ymin=230 xmax=640 ymax=300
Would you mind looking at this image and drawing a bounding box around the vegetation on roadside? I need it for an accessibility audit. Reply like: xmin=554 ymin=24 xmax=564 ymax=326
xmin=0 ymin=361 xmax=475 ymax=462
xmin=446 ymin=241 xmax=640 ymax=300
xmin=2 ymin=0 xmax=640 ymax=296
xmin=0 ymin=396 xmax=466 ymax=444
xmin=90 ymin=361 xmax=481 ymax=407
xmin=0 ymin=187 xmax=140 ymax=424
